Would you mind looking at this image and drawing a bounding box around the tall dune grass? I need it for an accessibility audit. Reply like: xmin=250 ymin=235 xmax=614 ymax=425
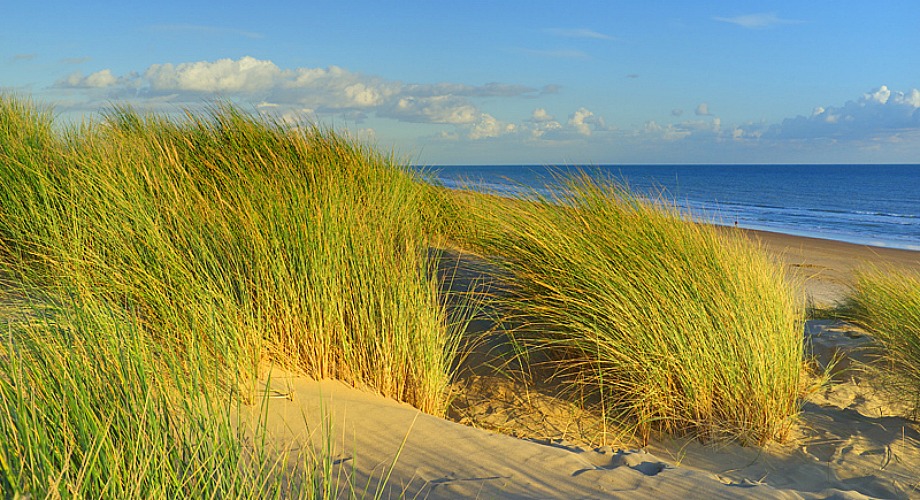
xmin=456 ymin=175 xmax=805 ymax=444
xmin=0 ymin=284 xmax=298 ymax=497
xmin=0 ymin=95 xmax=461 ymax=414
xmin=846 ymin=268 xmax=920 ymax=417
xmin=0 ymin=94 xmax=463 ymax=495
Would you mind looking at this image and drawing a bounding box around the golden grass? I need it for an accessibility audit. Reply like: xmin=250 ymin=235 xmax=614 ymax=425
xmin=446 ymin=174 xmax=806 ymax=444
xmin=847 ymin=267 xmax=920 ymax=417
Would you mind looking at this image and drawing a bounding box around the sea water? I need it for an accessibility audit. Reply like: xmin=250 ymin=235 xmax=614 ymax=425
xmin=419 ymin=164 xmax=920 ymax=251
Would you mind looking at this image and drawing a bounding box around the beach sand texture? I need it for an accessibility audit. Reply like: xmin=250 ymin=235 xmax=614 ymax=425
xmin=238 ymin=230 xmax=920 ymax=499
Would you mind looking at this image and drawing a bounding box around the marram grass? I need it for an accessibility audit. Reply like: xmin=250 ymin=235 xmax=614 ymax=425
xmin=0 ymin=288 xmax=283 ymax=497
xmin=0 ymin=95 xmax=462 ymax=415
xmin=0 ymin=94 xmax=463 ymax=496
xmin=0 ymin=92 xmax=812 ymax=498
xmin=846 ymin=267 xmax=920 ymax=417
xmin=455 ymin=175 xmax=806 ymax=445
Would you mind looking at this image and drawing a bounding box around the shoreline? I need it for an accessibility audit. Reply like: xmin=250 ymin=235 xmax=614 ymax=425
xmin=730 ymin=227 xmax=920 ymax=307
xmin=425 ymin=164 xmax=920 ymax=255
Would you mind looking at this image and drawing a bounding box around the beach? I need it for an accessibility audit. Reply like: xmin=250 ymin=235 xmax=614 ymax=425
xmin=739 ymin=228 xmax=920 ymax=307
xmin=244 ymin=231 xmax=920 ymax=499
xmin=4 ymin=98 xmax=919 ymax=497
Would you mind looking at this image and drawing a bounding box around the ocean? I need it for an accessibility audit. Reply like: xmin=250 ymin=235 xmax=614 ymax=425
xmin=419 ymin=164 xmax=920 ymax=251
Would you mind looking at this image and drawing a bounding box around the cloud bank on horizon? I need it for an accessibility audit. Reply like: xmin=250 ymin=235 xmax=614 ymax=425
xmin=52 ymin=55 xmax=920 ymax=164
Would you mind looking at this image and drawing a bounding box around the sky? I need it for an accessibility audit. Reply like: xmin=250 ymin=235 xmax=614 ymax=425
xmin=2 ymin=1 xmax=920 ymax=165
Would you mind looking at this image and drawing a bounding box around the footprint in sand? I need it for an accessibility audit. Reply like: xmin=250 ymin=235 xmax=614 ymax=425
xmin=573 ymin=450 xmax=669 ymax=477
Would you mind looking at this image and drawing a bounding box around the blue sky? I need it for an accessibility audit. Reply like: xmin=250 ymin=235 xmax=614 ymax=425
xmin=2 ymin=1 xmax=919 ymax=165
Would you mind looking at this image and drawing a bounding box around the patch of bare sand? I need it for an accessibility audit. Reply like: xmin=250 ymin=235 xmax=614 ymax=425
xmin=245 ymin=367 xmax=805 ymax=498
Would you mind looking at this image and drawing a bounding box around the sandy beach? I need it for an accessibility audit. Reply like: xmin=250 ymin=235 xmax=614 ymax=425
xmin=740 ymin=228 xmax=920 ymax=308
xmin=240 ymin=231 xmax=920 ymax=499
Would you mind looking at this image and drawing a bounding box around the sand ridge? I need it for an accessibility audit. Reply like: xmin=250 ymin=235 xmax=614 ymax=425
xmin=247 ymin=318 xmax=919 ymax=498
xmin=237 ymin=231 xmax=920 ymax=498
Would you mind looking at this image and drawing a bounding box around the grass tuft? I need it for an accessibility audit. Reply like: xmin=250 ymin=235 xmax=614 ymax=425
xmin=453 ymin=173 xmax=806 ymax=445
xmin=0 ymin=94 xmax=462 ymax=495
xmin=846 ymin=267 xmax=920 ymax=418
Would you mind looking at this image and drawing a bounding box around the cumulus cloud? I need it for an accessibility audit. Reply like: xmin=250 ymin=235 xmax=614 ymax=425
xmin=524 ymin=108 xmax=563 ymax=139
xmin=568 ymin=107 xmax=608 ymax=136
xmin=85 ymin=69 xmax=118 ymax=88
xmin=383 ymin=95 xmax=479 ymax=124
xmin=695 ymin=103 xmax=711 ymax=116
xmin=468 ymin=113 xmax=516 ymax=140
xmin=642 ymin=118 xmax=722 ymax=142
xmin=767 ymin=85 xmax=920 ymax=140
xmin=53 ymin=56 xmax=549 ymax=129
xmin=714 ymin=13 xmax=803 ymax=29
xmin=569 ymin=108 xmax=595 ymax=135
xmin=531 ymin=108 xmax=553 ymax=122
xmin=145 ymin=56 xmax=281 ymax=93
xmin=62 ymin=69 xmax=121 ymax=88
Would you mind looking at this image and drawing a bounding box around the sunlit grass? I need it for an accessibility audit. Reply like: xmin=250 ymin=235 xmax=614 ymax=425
xmin=450 ymin=174 xmax=806 ymax=444
xmin=0 ymin=286 xmax=285 ymax=497
xmin=0 ymin=94 xmax=462 ymax=495
xmin=0 ymin=91 xmax=815 ymax=497
xmin=0 ymin=95 xmax=461 ymax=414
xmin=846 ymin=268 xmax=920 ymax=417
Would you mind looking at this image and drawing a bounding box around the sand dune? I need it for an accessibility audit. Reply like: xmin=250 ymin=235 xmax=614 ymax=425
xmin=238 ymin=231 xmax=920 ymax=499
xmin=246 ymin=320 xmax=918 ymax=498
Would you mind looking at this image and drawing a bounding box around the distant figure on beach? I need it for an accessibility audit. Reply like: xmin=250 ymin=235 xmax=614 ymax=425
xmin=734 ymin=220 xmax=738 ymax=228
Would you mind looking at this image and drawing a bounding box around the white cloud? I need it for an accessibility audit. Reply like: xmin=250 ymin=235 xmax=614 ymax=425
xmin=768 ymin=85 xmax=920 ymax=140
xmin=530 ymin=120 xmax=563 ymax=139
xmin=61 ymin=69 xmax=120 ymax=88
xmin=695 ymin=103 xmax=711 ymax=116
xmin=384 ymin=95 xmax=478 ymax=124
xmin=50 ymin=56 xmax=558 ymax=133
xmin=568 ymin=107 xmax=608 ymax=136
xmin=524 ymin=108 xmax=562 ymax=138
xmin=52 ymin=56 xmax=549 ymax=129
xmin=344 ymin=83 xmax=385 ymax=106
xmin=867 ymin=86 xmax=891 ymax=104
xmin=145 ymin=56 xmax=281 ymax=93
xmin=531 ymin=108 xmax=553 ymax=122
xmin=468 ymin=113 xmax=516 ymax=140
xmin=85 ymin=69 xmax=118 ymax=88
xmin=903 ymin=89 xmax=920 ymax=108
xmin=569 ymin=108 xmax=594 ymax=135
xmin=714 ymin=13 xmax=803 ymax=29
